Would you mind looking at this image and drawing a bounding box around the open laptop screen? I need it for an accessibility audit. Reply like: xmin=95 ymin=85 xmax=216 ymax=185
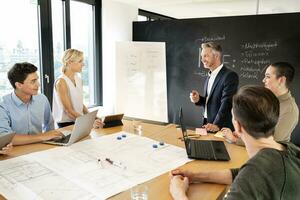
xmin=179 ymin=107 xmax=190 ymax=154
xmin=179 ymin=107 xmax=188 ymax=137
xmin=178 ymin=107 xmax=230 ymax=161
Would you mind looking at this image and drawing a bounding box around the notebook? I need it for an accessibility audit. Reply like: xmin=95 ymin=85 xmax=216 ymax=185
xmin=179 ymin=108 xmax=230 ymax=161
xmin=44 ymin=110 xmax=98 ymax=146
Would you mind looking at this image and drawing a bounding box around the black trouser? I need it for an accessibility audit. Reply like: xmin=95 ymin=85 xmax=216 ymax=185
xmin=57 ymin=121 xmax=75 ymax=128
xmin=202 ymin=118 xmax=208 ymax=126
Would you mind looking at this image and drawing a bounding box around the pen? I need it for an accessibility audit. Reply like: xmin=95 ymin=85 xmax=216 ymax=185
xmin=105 ymin=158 xmax=127 ymax=170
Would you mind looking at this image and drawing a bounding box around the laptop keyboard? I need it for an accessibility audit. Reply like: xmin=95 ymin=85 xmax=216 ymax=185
xmin=211 ymin=141 xmax=230 ymax=160
xmin=190 ymin=140 xmax=216 ymax=160
xmin=51 ymin=134 xmax=71 ymax=144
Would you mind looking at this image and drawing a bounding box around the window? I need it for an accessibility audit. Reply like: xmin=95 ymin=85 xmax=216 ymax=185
xmin=0 ymin=0 xmax=102 ymax=106
xmin=70 ymin=0 xmax=96 ymax=106
xmin=0 ymin=0 xmax=40 ymax=97
xmin=51 ymin=0 xmax=101 ymax=107
xmin=52 ymin=0 xmax=64 ymax=79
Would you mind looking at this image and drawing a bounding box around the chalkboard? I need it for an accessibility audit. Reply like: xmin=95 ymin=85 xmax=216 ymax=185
xmin=133 ymin=12 xmax=300 ymax=145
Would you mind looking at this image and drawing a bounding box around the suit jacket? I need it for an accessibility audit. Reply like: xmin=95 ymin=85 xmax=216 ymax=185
xmin=196 ymin=66 xmax=239 ymax=130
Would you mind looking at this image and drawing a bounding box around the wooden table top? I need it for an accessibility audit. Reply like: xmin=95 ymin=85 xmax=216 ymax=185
xmin=0 ymin=120 xmax=248 ymax=200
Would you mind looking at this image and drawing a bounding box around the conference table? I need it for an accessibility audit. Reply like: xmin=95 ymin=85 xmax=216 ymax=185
xmin=0 ymin=119 xmax=248 ymax=200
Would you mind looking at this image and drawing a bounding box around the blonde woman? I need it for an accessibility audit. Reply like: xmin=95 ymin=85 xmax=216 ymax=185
xmin=53 ymin=49 xmax=102 ymax=128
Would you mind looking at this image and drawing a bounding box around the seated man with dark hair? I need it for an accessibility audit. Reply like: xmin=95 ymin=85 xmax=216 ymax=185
xmin=0 ymin=62 xmax=63 ymax=146
xmin=170 ymin=85 xmax=300 ymax=200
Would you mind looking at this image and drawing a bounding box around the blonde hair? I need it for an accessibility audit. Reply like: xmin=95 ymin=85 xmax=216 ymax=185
xmin=61 ymin=49 xmax=83 ymax=73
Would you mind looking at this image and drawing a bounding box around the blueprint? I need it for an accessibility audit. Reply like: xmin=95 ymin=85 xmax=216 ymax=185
xmin=0 ymin=132 xmax=192 ymax=199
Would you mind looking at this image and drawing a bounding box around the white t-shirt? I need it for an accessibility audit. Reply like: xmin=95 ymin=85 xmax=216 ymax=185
xmin=52 ymin=74 xmax=84 ymax=123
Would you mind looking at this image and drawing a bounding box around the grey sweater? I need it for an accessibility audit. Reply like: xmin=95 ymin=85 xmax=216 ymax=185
xmin=225 ymin=142 xmax=300 ymax=200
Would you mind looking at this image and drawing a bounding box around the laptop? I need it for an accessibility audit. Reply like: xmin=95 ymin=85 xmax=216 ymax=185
xmin=44 ymin=110 xmax=98 ymax=146
xmin=179 ymin=108 xmax=230 ymax=161
xmin=0 ymin=133 xmax=15 ymax=149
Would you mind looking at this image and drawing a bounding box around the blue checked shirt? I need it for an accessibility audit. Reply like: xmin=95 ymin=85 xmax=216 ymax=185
xmin=0 ymin=92 xmax=54 ymax=135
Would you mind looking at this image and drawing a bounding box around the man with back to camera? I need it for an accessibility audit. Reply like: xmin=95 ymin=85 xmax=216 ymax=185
xmin=170 ymin=85 xmax=300 ymax=200
xmin=0 ymin=62 xmax=63 ymax=145
xmin=190 ymin=42 xmax=239 ymax=132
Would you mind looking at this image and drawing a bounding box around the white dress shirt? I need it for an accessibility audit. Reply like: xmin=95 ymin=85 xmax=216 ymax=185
xmin=204 ymin=64 xmax=223 ymax=118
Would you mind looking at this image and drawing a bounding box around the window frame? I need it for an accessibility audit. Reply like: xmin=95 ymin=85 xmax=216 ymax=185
xmin=39 ymin=0 xmax=55 ymax=101
xmin=38 ymin=0 xmax=102 ymax=107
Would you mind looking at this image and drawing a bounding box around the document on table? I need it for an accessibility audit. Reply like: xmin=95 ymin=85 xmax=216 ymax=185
xmin=0 ymin=132 xmax=192 ymax=200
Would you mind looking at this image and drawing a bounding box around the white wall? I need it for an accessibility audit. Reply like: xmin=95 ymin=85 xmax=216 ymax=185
xmin=101 ymin=0 xmax=138 ymax=115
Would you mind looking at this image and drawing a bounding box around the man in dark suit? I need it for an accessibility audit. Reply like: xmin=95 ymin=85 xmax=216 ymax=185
xmin=190 ymin=42 xmax=239 ymax=132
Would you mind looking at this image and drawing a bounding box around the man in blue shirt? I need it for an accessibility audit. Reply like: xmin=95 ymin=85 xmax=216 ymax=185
xmin=0 ymin=62 xmax=63 ymax=146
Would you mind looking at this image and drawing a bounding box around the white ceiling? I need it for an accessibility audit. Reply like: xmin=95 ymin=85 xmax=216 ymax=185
xmin=113 ymin=0 xmax=300 ymax=18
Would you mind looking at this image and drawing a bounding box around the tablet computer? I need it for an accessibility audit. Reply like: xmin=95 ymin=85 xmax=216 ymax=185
xmin=103 ymin=114 xmax=124 ymax=128
xmin=0 ymin=133 xmax=15 ymax=149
